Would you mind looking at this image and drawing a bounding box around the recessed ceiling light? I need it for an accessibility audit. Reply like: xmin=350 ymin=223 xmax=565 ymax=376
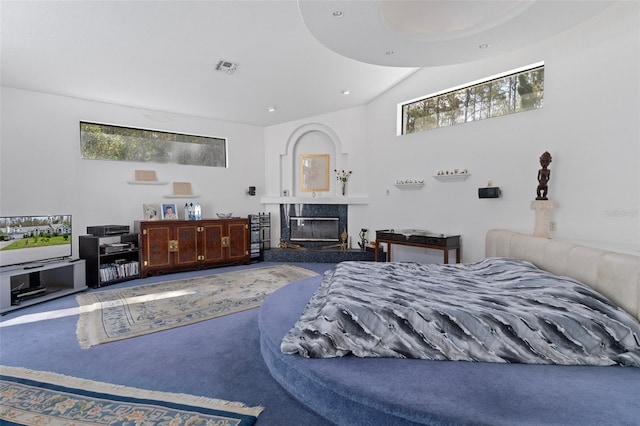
xmin=268 ymin=106 xmax=276 ymax=112
xmin=385 ymin=50 xmax=394 ymax=55
xmin=479 ymin=44 xmax=490 ymax=49
xmin=341 ymin=89 xmax=350 ymax=95
xmin=332 ymin=10 xmax=343 ymax=18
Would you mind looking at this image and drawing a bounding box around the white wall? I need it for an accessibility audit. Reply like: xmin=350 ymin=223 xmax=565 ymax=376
xmin=265 ymin=2 xmax=640 ymax=261
xmin=0 ymin=88 xmax=265 ymax=257
xmin=2 ymin=3 xmax=637 ymax=263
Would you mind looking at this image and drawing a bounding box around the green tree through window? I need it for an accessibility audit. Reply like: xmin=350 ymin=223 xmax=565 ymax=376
xmin=402 ymin=65 xmax=544 ymax=135
xmin=80 ymin=122 xmax=227 ymax=167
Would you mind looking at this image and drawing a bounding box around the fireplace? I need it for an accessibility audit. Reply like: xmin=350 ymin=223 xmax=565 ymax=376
xmin=280 ymin=204 xmax=347 ymax=248
xmin=263 ymin=202 xmax=378 ymax=262
xmin=290 ymin=217 xmax=339 ymax=242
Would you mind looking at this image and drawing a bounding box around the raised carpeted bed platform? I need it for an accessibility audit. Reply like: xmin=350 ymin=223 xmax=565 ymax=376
xmin=259 ymin=276 xmax=640 ymax=426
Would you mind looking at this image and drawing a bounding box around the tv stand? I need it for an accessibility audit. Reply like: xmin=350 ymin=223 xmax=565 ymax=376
xmin=0 ymin=259 xmax=87 ymax=314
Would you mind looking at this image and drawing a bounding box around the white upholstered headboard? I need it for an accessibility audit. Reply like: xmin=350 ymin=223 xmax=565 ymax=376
xmin=486 ymin=229 xmax=640 ymax=321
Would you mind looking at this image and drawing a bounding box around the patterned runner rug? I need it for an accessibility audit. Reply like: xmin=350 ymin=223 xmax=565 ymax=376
xmin=76 ymin=264 xmax=318 ymax=348
xmin=0 ymin=365 xmax=263 ymax=426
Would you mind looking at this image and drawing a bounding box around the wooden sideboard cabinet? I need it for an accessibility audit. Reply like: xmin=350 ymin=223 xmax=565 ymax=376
xmin=135 ymin=219 xmax=250 ymax=276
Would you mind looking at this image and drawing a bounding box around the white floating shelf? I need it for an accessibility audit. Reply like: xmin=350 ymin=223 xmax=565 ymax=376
xmin=127 ymin=180 xmax=169 ymax=185
xmin=394 ymin=183 xmax=425 ymax=190
xmin=163 ymin=194 xmax=201 ymax=198
xmin=433 ymin=174 xmax=470 ymax=182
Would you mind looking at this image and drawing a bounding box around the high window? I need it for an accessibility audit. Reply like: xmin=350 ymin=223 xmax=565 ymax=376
xmin=400 ymin=63 xmax=544 ymax=135
xmin=80 ymin=122 xmax=227 ymax=167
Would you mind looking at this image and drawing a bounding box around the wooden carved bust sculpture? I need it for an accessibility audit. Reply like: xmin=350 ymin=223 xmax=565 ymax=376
xmin=536 ymin=151 xmax=552 ymax=200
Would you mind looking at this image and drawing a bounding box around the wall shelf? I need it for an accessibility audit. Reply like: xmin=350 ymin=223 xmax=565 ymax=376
xmin=127 ymin=180 xmax=169 ymax=185
xmin=433 ymin=174 xmax=470 ymax=182
xmin=394 ymin=183 xmax=425 ymax=190
xmin=163 ymin=194 xmax=201 ymax=198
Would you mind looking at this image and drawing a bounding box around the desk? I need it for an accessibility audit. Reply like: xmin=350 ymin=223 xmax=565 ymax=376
xmin=374 ymin=229 xmax=461 ymax=263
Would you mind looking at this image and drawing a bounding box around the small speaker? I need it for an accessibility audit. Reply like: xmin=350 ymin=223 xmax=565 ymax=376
xmin=478 ymin=187 xmax=501 ymax=198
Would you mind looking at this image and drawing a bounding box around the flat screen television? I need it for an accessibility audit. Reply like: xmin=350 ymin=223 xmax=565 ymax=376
xmin=0 ymin=215 xmax=73 ymax=268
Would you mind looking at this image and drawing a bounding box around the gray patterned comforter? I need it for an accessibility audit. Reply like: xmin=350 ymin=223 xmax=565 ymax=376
xmin=281 ymin=259 xmax=640 ymax=366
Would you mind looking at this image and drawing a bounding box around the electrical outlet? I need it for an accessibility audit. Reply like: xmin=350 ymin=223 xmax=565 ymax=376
xmin=550 ymin=221 xmax=556 ymax=231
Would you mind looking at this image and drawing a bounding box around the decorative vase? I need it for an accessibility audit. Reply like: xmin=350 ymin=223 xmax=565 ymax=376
xmin=341 ymin=182 xmax=346 ymax=196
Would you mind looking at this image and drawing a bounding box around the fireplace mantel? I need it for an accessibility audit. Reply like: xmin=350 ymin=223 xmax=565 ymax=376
xmin=260 ymin=196 xmax=368 ymax=205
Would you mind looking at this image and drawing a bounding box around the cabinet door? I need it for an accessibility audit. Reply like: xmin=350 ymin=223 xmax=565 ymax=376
xmin=175 ymin=223 xmax=200 ymax=268
xmin=227 ymin=220 xmax=249 ymax=261
xmin=141 ymin=224 xmax=171 ymax=274
xmin=201 ymin=222 xmax=225 ymax=263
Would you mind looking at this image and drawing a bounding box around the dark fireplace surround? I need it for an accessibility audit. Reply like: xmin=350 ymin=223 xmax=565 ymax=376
xmin=280 ymin=204 xmax=347 ymax=249
xmin=262 ymin=203 xmax=376 ymax=262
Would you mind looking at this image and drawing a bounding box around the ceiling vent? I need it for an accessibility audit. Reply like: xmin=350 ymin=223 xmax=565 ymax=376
xmin=215 ymin=60 xmax=237 ymax=74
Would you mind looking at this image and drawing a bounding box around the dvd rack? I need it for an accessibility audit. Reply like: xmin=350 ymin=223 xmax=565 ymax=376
xmin=79 ymin=233 xmax=140 ymax=288
xmin=248 ymin=213 xmax=271 ymax=262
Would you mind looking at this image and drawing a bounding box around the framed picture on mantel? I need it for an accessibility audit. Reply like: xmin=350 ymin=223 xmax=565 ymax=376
xmin=300 ymin=154 xmax=329 ymax=192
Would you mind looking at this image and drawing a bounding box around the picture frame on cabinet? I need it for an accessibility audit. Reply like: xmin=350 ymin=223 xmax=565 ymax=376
xmin=143 ymin=203 xmax=160 ymax=221
xmin=161 ymin=203 xmax=178 ymax=220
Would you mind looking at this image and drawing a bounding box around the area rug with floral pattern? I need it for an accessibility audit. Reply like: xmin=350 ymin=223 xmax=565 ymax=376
xmin=76 ymin=264 xmax=318 ymax=349
xmin=0 ymin=365 xmax=263 ymax=425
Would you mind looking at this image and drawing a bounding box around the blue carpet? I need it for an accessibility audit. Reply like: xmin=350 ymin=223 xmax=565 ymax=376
xmin=0 ymin=262 xmax=335 ymax=426
xmin=6 ymin=261 xmax=640 ymax=425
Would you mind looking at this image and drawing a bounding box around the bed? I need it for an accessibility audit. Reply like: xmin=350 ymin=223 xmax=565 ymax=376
xmin=259 ymin=229 xmax=640 ymax=425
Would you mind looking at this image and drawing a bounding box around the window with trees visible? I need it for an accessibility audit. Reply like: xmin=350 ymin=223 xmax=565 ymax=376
xmin=401 ymin=64 xmax=544 ymax=135
xmin=80 ymin=122 xmax=227 ymax=167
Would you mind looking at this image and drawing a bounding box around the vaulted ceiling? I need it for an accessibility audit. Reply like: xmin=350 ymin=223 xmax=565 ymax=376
xmin=0 ymin=1 xmax=614 ymax=127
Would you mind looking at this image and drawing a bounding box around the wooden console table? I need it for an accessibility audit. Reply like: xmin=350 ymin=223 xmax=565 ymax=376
xmin=374 ymin=229 xmax=461 ymax=263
